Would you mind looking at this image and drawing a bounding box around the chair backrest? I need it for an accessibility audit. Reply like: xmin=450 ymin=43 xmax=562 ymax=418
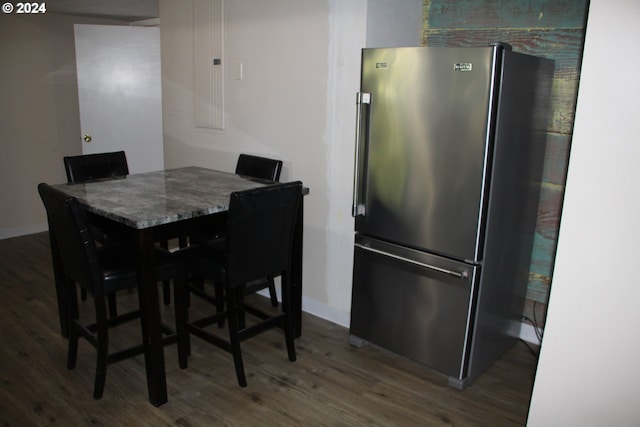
xmin=225 ymin=181 xmax=302 ymax=288
xmin=63 ymin=151 xmax=129 ymax=183
xmin=38 ymin=183 xmax=103 ymax=295
xmin=235 ymin=154 xmax=283 ymax=182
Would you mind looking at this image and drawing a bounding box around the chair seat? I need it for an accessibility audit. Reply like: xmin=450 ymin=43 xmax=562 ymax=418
xmin=178 ymin=241 xmax=226 ymax=282
xmin=181 ymin=239 xmax=275 ymax=302
xmin=98 ymin=244 xmax=183 ymax=294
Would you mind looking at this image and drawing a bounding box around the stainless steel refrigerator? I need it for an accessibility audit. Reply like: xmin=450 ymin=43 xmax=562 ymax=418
xmin=349 ymin=43 xmax=553 ymax=388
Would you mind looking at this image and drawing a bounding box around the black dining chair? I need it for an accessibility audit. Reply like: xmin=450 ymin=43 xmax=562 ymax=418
xmin=190 ymin=153 xmax=284 ymax=308
xmin=178 ymin=181 xmax=302 ymax=387
xmin=63 ymin=151 xmax=173 ymax=309
xmin=235 ymin=153 xmax=283 ymax=182
xmin=235 ymin=154 xmax=284 ymax=307
xmin=63 ymin=151 xmax=130 ymax=246
xmin=63 ymin=150 xmax=129 ymax=186
xmin=64 ymin=151 xmax=129 ymax=316
xmin=37 ymin=183 xmax=188 ymax=399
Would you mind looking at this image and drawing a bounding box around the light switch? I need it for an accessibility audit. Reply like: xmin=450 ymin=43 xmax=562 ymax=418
xmin=235 ymin=62 xmax=243 ymax=80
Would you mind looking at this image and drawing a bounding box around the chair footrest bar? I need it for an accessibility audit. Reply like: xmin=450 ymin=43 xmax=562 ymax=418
xmin=238 ymin=314 xmax=285 ymax=341
xmin=188 ymin=324 xmax=232 ymax=353
xmin=189 ymin=285 xmax=218 ymax=305
xmin=190 ymin=313 xmax=227 ymax=329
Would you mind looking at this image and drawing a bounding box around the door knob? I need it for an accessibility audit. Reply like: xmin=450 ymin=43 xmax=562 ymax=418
xmin=83 ymin=134 xmax=92 ymax=143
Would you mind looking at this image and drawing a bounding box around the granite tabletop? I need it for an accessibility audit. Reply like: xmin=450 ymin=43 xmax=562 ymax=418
xmin=52 ymin=167 xmax=272 ymax=229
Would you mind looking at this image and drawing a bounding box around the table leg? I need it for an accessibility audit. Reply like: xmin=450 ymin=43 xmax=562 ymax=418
xmin=136 ymin=229 xmax=168 ymax=406
xmin=291 ymin=196 xmax=304 ymax=338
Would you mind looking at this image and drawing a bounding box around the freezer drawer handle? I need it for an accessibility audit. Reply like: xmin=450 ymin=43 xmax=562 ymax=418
xmin=352 ymin=92 xmax=371 ymax=217
xmin=355 ymin=243 xmax=469 ymax=279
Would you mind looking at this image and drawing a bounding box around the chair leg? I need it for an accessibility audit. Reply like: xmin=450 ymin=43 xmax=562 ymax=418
xmin=160 ymin=241 xmax=172 ymax=306
xmin=226 ymin=287 xmax=247 ymax=387
xmin=67 ymin=325 xmax=79 ymax=369
xmin=93 ymin=297 xmax=109 ymax=400
xmin=267 ymin=275 xmax=278 ymax=307
xmin=237 ymin=292 xmax=246 ymax=330
xmin=48 ymin=230 xmax=69 ymax=337
xmin=173 ymin=274 xmax=189 ymax=369
xmin=107 ymin=292 xmax=118 ymax=318
xmin=162 ymin=281 xmax=171 ymax=306
xmin=215 ymin=282 xmax=225 ymax=328
xmin=282 ymin=273 xmax=297 ymax=362
xmin=66 ymin=283 xmax=80 ymax=369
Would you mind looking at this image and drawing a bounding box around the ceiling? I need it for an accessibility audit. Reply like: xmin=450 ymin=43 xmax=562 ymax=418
xmin=47 ymin=0 xmax=159 ymax=21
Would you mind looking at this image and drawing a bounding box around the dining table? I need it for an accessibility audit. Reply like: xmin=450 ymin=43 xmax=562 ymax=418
xmin=51 ymin=166 xmax=306 ymax=406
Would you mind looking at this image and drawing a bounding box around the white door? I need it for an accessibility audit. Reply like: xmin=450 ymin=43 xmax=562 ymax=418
xmin=74 ymin=24 xmax=164 ymax=174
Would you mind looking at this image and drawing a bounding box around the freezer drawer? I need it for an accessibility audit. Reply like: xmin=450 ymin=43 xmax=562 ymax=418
xmin=349 ymin=236 xmax=478 ymax=379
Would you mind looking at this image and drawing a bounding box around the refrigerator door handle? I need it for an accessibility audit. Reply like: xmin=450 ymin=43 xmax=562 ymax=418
xmin=352 ymin=92 xmax=370 ymax=217
xmin=355 ymin=242 xmax=470 ymax=279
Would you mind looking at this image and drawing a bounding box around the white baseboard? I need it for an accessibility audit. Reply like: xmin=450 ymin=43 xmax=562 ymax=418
xmin=302 ymin=296 xmax=351 ymax=328
xmin=298 ymin=295 xmax=543 ymax=345
xmin=518 ymin=322 xmax=544 ymax=345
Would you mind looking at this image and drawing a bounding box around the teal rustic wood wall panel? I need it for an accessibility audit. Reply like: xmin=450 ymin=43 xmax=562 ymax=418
xmin=541 ymin=133 xmax=571 ymax=186
xmin=422 ymin=29 xmax=584 ymax=134
xmin=422 ymin=0 xmax=589 ymax=313
xmin=425 ymin=0 xmax=587 ymax=29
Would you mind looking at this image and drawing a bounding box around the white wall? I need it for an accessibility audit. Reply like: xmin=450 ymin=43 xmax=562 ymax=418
xmin=160 ymin=0 xmax=340 ymax=320
xmin=366 ymin=0 xmax=422 ymax=47
xmin=527 ymin=0 xmax=640 ymax=425
xmin=160 ymin=0 xmax=421 ymax=326
xmin=159 ymin=0 xmax=363 ymax=325
xmin=0 ymin=13 xmax=130 ymax=240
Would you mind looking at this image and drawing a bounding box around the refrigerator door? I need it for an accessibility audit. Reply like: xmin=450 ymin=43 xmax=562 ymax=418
xmin=355 ymin=46 xmax=499 ymax=262
xmin=350 ymin=235 xmax=478 ymax=380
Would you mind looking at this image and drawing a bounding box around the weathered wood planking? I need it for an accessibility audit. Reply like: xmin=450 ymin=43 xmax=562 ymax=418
xmin=422 ymin=29 xmax=584 ymax=134
xmin=424 ymin=0 xmax=588 ymax=29
xmin=540 ymin=132 xmax=572 ymax=186
xmin=528 ymin=182 xmax=566 ymax=302
xmin=422 ymin=0 xmax=588 ymax=309
xmin=549 ymin=78 xmax=580 ymax=135
xmin=523 ymin=133 xmax=570 ymax=301
xmin=422 ymin=29 xmax=584 ymax=77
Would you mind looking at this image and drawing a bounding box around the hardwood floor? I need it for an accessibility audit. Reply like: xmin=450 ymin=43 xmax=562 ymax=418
xmin=0 ymin=232 xmax=537 ymax=426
